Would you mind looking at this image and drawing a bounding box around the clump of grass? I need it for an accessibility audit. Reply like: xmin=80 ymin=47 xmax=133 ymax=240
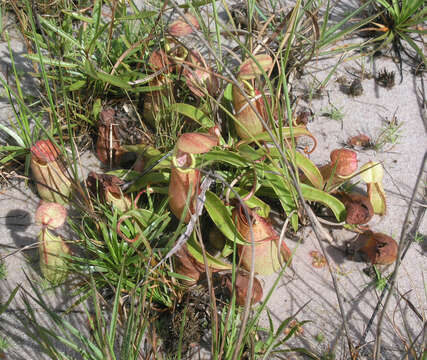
xmin=373 ymin=265 xmax=390 ymax=291
xmin=0 ymin=335 xmax=9 ymax=348
xmin=360 ymin=0 xmax=427 ymax=79
xmin=0 ymin=335 xmax=10 ymax=354
xmin=322 ymin=105 xmax=345 ymax=122
xmin=373 ymin=110 xmax=402 ymax=151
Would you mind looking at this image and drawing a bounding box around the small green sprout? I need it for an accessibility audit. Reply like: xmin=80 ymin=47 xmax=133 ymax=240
xmin=321 ymin=350 xmax=336 ymax=360
xmin=374 ymin=265 xmax=390 ymax=291
xmin=374 ymin=111 xmax=402 ymax=151
xmin=0 ymin=335 xmax=10 ymax=352
xmin=322 ymin=105 xmax=344 ymax=122
xmin=315 ymin=332 xmax=325 ymax=343
xmin=413 ymin=232 xmax=424 ymax=244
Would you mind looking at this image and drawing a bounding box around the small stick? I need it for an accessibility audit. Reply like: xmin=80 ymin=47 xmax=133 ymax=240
xmin=0 ymin=243 xmax=39 ymax=261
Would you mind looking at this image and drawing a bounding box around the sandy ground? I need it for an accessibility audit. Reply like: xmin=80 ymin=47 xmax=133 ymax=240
xmin=0 ymin=1 xmax=426 ymax=359
xmin=258 ymin=52 xmax=427 ymax=358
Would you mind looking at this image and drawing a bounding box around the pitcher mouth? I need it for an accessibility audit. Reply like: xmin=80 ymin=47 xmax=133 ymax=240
xmin=31 ymin=140 xmax=60 ymax=164
xmin=172 ymin=151 xmax=196 ymax=173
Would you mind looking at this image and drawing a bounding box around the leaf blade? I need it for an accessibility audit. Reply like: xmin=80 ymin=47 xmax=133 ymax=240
xmin=204 ymin=191 xmax=247 ymax=245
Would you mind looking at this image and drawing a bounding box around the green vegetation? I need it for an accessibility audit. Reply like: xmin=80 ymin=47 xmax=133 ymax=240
xmin=0 ymin=0 xmax=425 ymax=359
xmin=322 ymin=104 xmax=345 ymax=123
xmin=373 ymin=110 xmax=402 ymax=151
xmin=373 ymin=265 xmax=390 ymax=291
xmin=413 ymin=232 xmax=424 ymax=244
xmin=0 ymin=261 xmax=6 ymax=280
xmin=361 ymin=0 xmax=427 ymax=77
xmin=0 ymin=335 xmax=9 ymax=353
xmin=315 ymin=332 xmax=325 ymax=343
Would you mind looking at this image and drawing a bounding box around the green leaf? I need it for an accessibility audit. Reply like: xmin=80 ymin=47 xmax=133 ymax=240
xmin=258 ymin=163 xmax=297 ymax=208
xmin=268 ymin=180 xmax=297 ymax=215
xmin=115 ymin=11 xmax=157 ymax=21
xmin=0 ymin=150 xmax=25 ymax=164
xmin=224 ymin=83 xmax=233 ymax=102
xmin=92 ymin=98 xmax=102 ymax=119
xmin=24 ymin=54 xmax=79 ymax=68
xmin=94 ymin=70 xmax=132 ymax=89
xmin=238 ymin=144 xmax=265 ymax=161
xmin=68 ymin=80 xmax=86 ymax=91
xmin=74 ymin=112 xmax=93 ymax=125
xmin=360 ymin=161 xmax=384 ymax=183
xmin=258 ymin=161 xmax=345 ymax=221
xmin=398 ymin=32 xmax=427 ymax=67
xmin=132 ymin=84 xmax=166 ymax=92
xmin=203 ymin=150 xmax=248 ymax=168
xmin=321 ymin=1 xmax=374 ymax=44
xmin=227 ymin=187 xmax=270 ymax=218
xmin=62 ymin=11 xmax=95 ymax=23
xmin=204 ymin=191 xmax=247 ymax=245
xmin=291 ymin=151 xmax=323 ymax=189
xmin=237 ymin=126 xmax=315 ymax=146
xmin=38 ymin=15 xmax=82 ymax=49
xmin=88 ymin=22 xmax=110 ymax=57
xmin=0 ymin=145 xmax=24 ymax=151
xmin=300 ymin=184 xmax=346 ymax=221
xmin=92 ymin=0 xmax=102 ymax=38
xmin=168 ymin=271 xmax=197 ymax=283
xmin=126 ymin=172 xmax=169 ymax=193
xmin=187 ymin=234 xmax=232 ymax=270
xmin=0 ymin=285 xmax=20 ymax=315
xmin=291 ymin=213 xmax=298 ymax=232
xmin=177 ymin=0 xmax=219 ymax=8
xmin=0 ymin=123 xmax=25 ymax=147
xmin=120 ymin=208 xmax=159 ymax=229
xmin=169 ymin=103 xmax=214 ymax=127
xmin=122 ymin=144 xmax=161 ymax=157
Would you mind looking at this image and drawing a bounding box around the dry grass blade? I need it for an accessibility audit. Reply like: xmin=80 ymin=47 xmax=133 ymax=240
xmin=398 ymin=322 xmax=427 ymax=360
xmin=392 ymin=289 xmax=423 ymax=358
